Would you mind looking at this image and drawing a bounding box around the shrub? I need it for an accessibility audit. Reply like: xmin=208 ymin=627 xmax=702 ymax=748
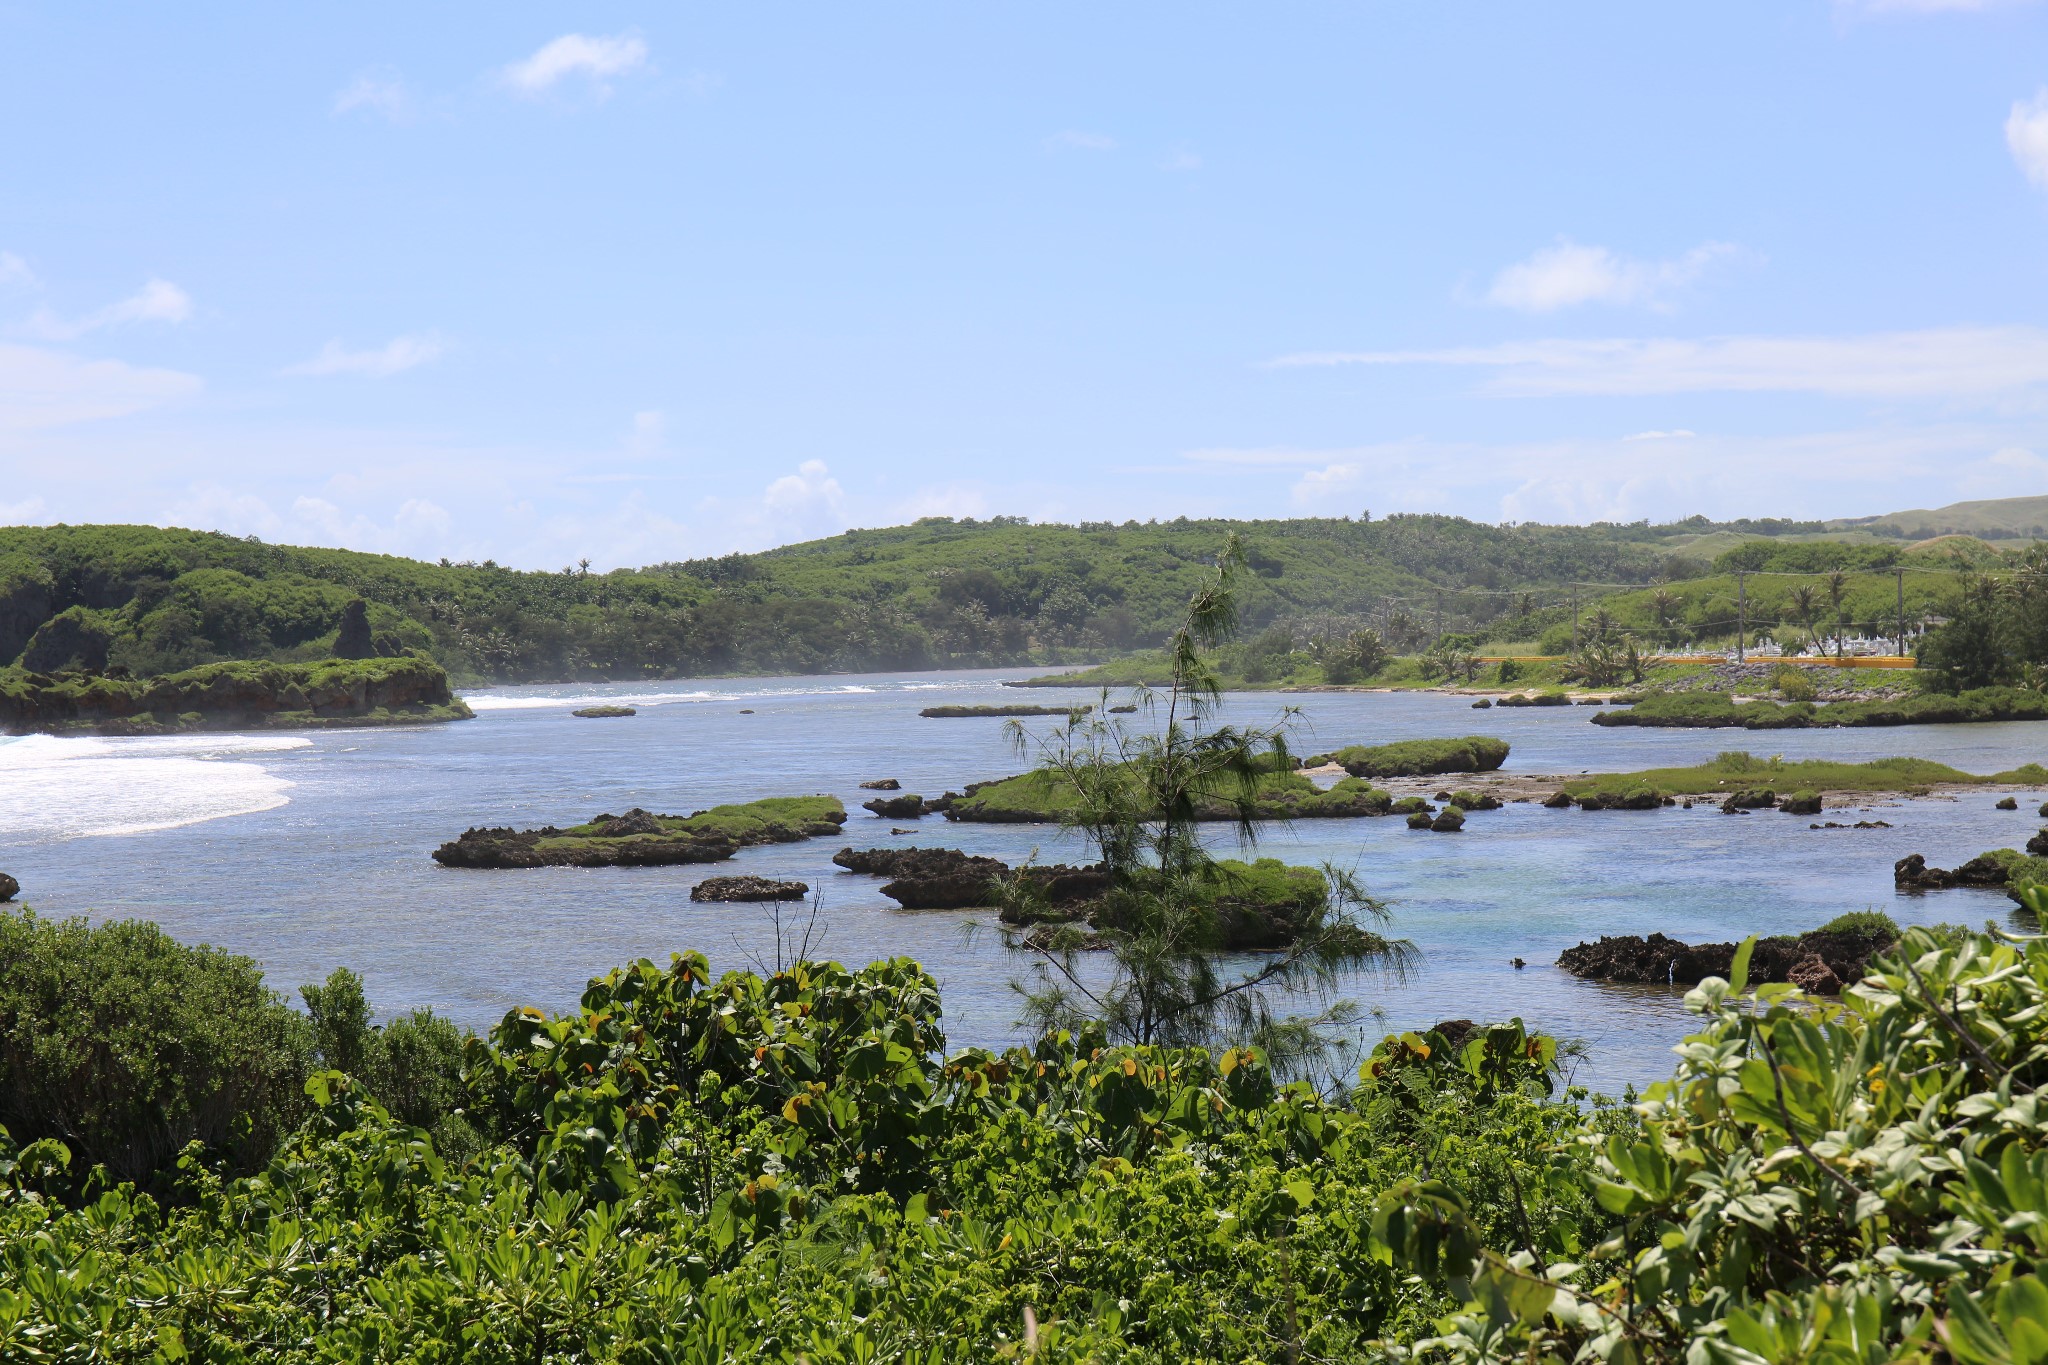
xmin=1814 ymin=909 xmax=1899 ymax=939
xmin=0 ymin=909 xmax=314 ymax=1187
xmin=1771 ymin=663 xmax=1816 ymax=700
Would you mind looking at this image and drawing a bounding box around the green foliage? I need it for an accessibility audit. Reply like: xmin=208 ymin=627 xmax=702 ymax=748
xmin=562 ymin=796 xmax=848 ymax=845
xmin=0 ymin=909 xmax=315 ymax=1188
xmin=1306 ymin=735 xmax=1510 ymax=778
xmin=1593 ymin=684 xmax=2048 ymax=730
xmin=1814 ymin=909 xmax=1901 ymax=938
xmin=0 ymin=931 xmax=1609 ymax=1360
xmin=1563 ymin=752 xmax=1994 ymax=800
xmin=1374 ymin=916 xmax=2048 ymax=1365
xmin=0 ymin=655 xmax=469 ymax=735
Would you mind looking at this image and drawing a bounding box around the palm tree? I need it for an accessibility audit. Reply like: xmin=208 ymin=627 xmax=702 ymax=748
xmin=1787 ymin=584 xmax=1822 ymax=654
xmin=1823 ymin=572 xmax=1849 ymax=658
xmin=1649 ymin=587 xmax=1680 ymax=648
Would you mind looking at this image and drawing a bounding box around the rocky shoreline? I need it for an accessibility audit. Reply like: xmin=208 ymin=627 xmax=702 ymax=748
xmin=1558 ymin=924 xmax=1895 ymax=994
xmin=0 ymin=656 xmax=471 ymax=736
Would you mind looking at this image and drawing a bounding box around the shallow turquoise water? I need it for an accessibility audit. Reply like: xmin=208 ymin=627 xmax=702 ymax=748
xmin=2 ymin=668 xmax=2042 ymax=1096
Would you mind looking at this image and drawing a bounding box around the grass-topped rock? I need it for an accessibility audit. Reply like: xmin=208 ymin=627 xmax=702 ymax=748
xmin=1015 ymin=858 xmax=1341 ymax=952
xmin=0 ymin=656 xmax=470 ymax=736
xmin=433 ymin=796 xmax=847 ymax=869
xmin=945 ymin=767 xmax=1401 ymax=824
xmin=1591 ymin=685 xmax=2048 ymax=730
xmin=1559 ymin=751 xmax=2048 ymax=810
xmin=918 ymin=703 xmax=1091 ymax=718
xmin=571 ymin=705 xmax=636 ymax=718
xmin=1304 ymin=736 xmax=1509 ymax=778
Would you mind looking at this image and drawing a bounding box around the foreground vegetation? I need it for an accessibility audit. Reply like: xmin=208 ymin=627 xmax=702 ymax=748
xmin=7 ymin=902 xmax=2048 ymax=1360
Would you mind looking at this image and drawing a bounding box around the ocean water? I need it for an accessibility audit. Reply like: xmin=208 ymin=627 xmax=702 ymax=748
xmin=2 ymin=667 xmax=2042 ymax=1096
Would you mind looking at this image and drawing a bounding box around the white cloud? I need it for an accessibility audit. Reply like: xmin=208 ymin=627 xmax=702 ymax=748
xmin=335 ymin=70 xmax=411 ymax=121
xmin=501 ymin=33 xmax=650 ymax=96
xmin=284 ymin=334 xmax=446 ymax=378
xmin=1162 ymin=149 xmax=1203 ymax=172
xmin=1483 ymin=239 xmax=1734 ymax=312
xmin=761 ymin=459 xmax=847 ymax=539
xmin=2009 ymin=90 xmax=2048 ymax=190
xmin=1270 ymin=325 xmax=2048 ymax=399
xmin=23 ymin=278 xmax=193 ymax=340
xmin=1046 ymin=130 xmax=1117 ymax=152
xmin=0 ymin=342 xmax=201 ymax=430
xmin=899 ymin=484 xmax=990 ymax=521
xmin=1623 ymin=429 xmax=1696 ymax=441
xmin=0 ymin=495 xmax=48 ymax=525
xmin=0 ymin=253 xmax=34 ymax=289
xmin=1183 ymin=424 xmax=2039 ymax=526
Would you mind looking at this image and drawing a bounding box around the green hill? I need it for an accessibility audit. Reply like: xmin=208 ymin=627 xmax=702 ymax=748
xmin=1831 ymin=492 xmax=2048 ymax=542
xmin=0 ymin=513 xmax=2031 ymax=685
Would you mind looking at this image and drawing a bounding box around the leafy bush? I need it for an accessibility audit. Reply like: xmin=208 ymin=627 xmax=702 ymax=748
xmin=0 ymin=910 xmax=314 ymax=1187
xmin=1814 ymin=908 xmax=1899 ymax=938
xmin=1771 ymin=662 xmax=1817 ymax=700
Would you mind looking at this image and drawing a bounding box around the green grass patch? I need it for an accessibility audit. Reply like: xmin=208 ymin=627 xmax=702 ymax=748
xmin=1593 ymin=685 xmax=2048 ymax=730
xmin=1305 ymin=736 xmax=1510 ymax=777
xmin=947 ymin=768 xmax=1397 ymax=823
xmin=1562 ymin=751 xmax=2001 ymax=801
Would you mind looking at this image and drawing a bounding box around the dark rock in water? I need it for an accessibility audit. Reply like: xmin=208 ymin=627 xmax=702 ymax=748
xmin=2038 ymin=800 xmax=2048 ymax=818
xmin=1498 ymin=693 xmax=1571 ymax=708
xmin=1432 ymin=1019 xmax=1476 ymax=1047
xmin=832 ymin=845 xmax=1108 ymax=911
xmin=572 ymin=705 xmax=636 ymax=718
xmin=1721 ymin=788 xmax=1776 ymax=813
xmin=435 ymin=824 xmax=734 ymax=869
xmin=692 ymin=876 xmax=809 ymax=902
xmin=1895 ymin=852 xmax=2013 ymax=890
xmin=859 ymin=778 xmax=901 ymax=790
xmin=1430 ymin=806 xmax=1466 ymax=832
xmin=1779 ymin=790 xmax=1822 ymax=815
xmin=334 ymin=598 xmax=374 ymax=660
xmin=1434 ymin=789 xmax=1453 ymax=800
xmin=1787 ymin=955 xmax=1840 ymax=996
xmin=1449 ymin=790 xmax=1502 ymax=811
xmin=862 ymin=793 xmax=926 ymax=819
xmin=1405 ymin=811 xmax=1433 ymax=829
xmin=1576 ymin=697 xmax=1604 ymax=705
xmin=1813 ymin=820 xmax=1892 ymax=829
xmin=1542 ymin=791 xmax=1572 ymax=808
xmin=1579 ymin=788 xmax=1662 ymax=811
xmin=0 ymin=872 xmax=15 ymax=902
xmin=2028 ymin=827 xmax=2048 ymax=856
xmin=1109 ymin=704 xmax=1138 ymax=714
xmin=593 ymin=808 xmax=665 ymax=837
xmin=738 ymin=708 xmax=754 ymax=714
xmin=1471 ymin=698 xmax=1492 ymax=708
xmin=1390 ymin=796 xmax=1434 ymax=816
xmin=1558 ymin=926 xmax=1892 ymax=994
xmin=1997 ymin=795 xmax=2020 ymax=810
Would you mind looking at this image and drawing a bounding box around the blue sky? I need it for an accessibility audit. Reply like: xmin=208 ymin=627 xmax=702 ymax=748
xmin=4 ymin=2 xmax=2048 ymax=567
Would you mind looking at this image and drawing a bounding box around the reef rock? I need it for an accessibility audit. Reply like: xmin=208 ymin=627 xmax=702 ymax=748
xmin=861 ymin=793 xmax=926 ymax=819
xmin=1558 ymin=925 xmax=1891 ymax=993
xmin=691 ymin=875 xmax=810 ymax=902
xmin=1997 ymin=795 xmax=2020 ymax=810
xmin=1429 ymin=807 xmax=1466 ymax=832
xmin=0 ymin=872 xmax=15 ymax=902
xmin=1721 ymin=788 xmax=1777 ymax=813
xmin=1778 ymin=791 xmax=1822 ymax=815
xmin=1894 ymin=852 xmax=2015 ymax=890
xmin=572 ymin=705 xmax=636 ymax=718
xmin=859 ymin=778 xmax=901 ymax=790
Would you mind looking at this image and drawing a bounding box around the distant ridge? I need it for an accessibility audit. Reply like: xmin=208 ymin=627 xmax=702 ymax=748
xmin=1832 ymin=493 xmax=2048 ymax=542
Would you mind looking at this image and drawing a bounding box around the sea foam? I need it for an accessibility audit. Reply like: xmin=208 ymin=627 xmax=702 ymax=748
xmin=0 ymin=733 xmax=307 ymax=841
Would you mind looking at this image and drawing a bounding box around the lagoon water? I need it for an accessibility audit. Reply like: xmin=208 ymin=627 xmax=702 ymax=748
xmin=2 ymin=667 xmax=2043 ymax=1096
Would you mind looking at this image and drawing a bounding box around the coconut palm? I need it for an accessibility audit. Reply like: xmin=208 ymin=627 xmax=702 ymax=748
xmin=1787 ymin=584 xmax=1822 ymax=654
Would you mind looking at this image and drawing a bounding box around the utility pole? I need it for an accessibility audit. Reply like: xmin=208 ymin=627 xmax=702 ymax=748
xmin=1895 ymin=568 xmax=1906 ymax=657
xmin=1735 ymin=571 xmax=1746 ymax=665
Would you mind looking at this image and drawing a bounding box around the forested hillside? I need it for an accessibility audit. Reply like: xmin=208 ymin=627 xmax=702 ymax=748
xmin=0 ymin=517 xmax=1694 ymax=684
xmin=1 ymin=515 xmax=2033 ymax=685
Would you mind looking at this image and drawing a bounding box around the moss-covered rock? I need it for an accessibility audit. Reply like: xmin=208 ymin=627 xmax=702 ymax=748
xmin=1779 ymin=790 xmax=1822 ymax=815
xmin=945 ymin=768 xmax=1400 ymax=823
xmin=1303 ymin=736 xmax=1510 ymax=778
xmin=433 ymin=796 xmax=846 ymax=869
xmin=571 ymin=705 xmax=636 ymax=718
